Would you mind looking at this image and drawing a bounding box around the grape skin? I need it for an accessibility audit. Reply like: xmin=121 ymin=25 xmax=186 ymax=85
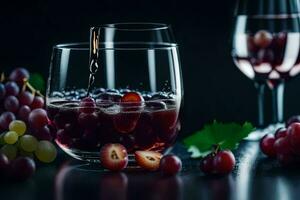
xmin=9 ymin=120 xmax=27 ymax=136
xmin=11 ymin=157 xmax=36 ymax=181
xmin=0 ymin=112 xmax=16 ymax=130
xmin=28 ymin=109 xmax=49 ymax=129
xmin=35 ymin=140 xmax=57 ymax=163
xmin=4 ymin=131 xmax=19 ymax=144
xmin=9 ymin=68 xmax=30 ymax=84
xmin=19 ymin=91 xmax=34 ymax=106
xmin=0 ymin=153 xmax=9 ymax=175
xmin=4 ymin=95 xmax=19 ymax=113
xmin=19 ymin=135 xmax=38 ymax=152
xmin=5 ymin=81 xmax=19 ymax=96
xmin=31 ymin=96 xmax=44 ymax=109
xmin=0 ymin=144 xmax=17 ymax=160
xmin=18 ymin=105 xmax=31 ymax=122
xmin=0 ymin=83 xmax=6 ymax=100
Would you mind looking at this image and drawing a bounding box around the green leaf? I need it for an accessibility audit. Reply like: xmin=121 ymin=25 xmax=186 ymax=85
xmin=183 ymin=121 xmax=254 ymax=158
xmin=29 ymin=73 xmax=45 ymax=93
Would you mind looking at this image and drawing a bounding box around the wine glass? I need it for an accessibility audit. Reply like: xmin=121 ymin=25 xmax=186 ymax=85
xmin=46 ymin=23 xmax=183 ymax=163
xmin=232 ymin=0 xmax=300 ymax=140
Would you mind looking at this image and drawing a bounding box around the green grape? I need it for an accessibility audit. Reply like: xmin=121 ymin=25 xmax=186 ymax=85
xmin=4 ymin=131 xmax=19 ymax=144
xmin=1 ymin=144 xmax=17 ymax=160
xmin=9 ymin=120 xmax=27 ymax=136
xmin=0 ymin=133 xmax=6 ymax=145
xmin=19 ymin=135 xmax=38 ymax=153
xmin=35 ymin=141 xmax=57 ymax=163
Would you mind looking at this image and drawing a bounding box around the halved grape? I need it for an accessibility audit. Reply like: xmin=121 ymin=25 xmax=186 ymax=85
xmin=19 ymin=135 xmax=38 ymax=152
xmin=0 ymin=144 xmax=17 ymax=160
xmin=4 ymin=131 xmax=19 ymax=144
xmin=9 ymin=120 xmax=27 ymax=136
xmin=35 ymin=141 xmax=57 ymax=163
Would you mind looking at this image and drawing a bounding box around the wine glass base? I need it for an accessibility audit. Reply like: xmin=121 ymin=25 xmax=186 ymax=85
xmin=244 ymin=123 xmax=285 ymax=141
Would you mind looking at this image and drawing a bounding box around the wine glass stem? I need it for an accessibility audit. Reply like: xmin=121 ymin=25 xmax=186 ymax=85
xmin=255 ymin=83 xmax=265 ymax=127
xmin=272 ymin=82 xmax=285 ymax=124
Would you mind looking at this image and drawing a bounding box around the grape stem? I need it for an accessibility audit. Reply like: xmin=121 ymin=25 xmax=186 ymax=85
xmin=212 ymin=144 xmax=220 ymax=154
xmin=0 ymin=73 xmax=5 ymax=82
xmin=23 ymin=78 xmax=44 ymax=97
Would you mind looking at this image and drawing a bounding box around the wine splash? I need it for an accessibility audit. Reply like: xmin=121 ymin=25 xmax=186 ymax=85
xmin=87 ymin=27 xmax=100 ymax=95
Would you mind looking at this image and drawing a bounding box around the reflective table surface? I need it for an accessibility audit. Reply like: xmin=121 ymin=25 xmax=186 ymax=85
xmin=1 ymin=141 xmax=300 ymax=200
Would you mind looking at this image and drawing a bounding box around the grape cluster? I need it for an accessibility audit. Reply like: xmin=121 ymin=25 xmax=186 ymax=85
xmin=0 ymin=68 xmax=57 ymax=181
xmin=260 ymin=116 xmax=300 ymax=166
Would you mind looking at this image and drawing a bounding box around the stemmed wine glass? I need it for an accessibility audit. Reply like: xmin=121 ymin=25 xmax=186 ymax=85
xmin=232 ymin=0 xmax=300 ymax=140
xmin=46 ymin=23 xmax=183 ymax=162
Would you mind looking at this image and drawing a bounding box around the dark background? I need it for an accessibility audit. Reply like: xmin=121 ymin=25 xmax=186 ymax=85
xmin=1 ymin=0 xmax=300 ymax=136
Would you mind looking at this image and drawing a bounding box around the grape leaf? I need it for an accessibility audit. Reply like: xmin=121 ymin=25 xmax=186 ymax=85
xmin=29 ymin=73 xmax=45 ymax=93
xmin=183 ymin=121 xmax=254 ymax=158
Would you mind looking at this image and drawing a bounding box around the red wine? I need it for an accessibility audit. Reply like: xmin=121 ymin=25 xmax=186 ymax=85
xmin=87 ymin=27 xmax=100 ymax=95
xmin=233 ymin=32 xmax=300 ymax=80
xmin=232 ymin=16 xmax=300 ymax=86
xmin=47 ymin=89 xmax=180 ymax=153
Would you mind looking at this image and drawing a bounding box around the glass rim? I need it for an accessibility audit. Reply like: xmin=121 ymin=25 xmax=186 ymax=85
xmin=93 ymin=22 xmax=171 ymax=31
xmin=53 ymin=42 xmax=178 ymax=51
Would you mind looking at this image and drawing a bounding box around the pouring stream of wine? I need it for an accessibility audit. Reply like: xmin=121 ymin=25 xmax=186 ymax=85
xmin=87 ymin=27 xmax=100 ymax=96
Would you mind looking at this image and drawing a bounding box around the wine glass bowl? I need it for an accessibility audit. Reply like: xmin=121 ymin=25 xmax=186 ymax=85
xmin=232 ymin=17 xmax=300 ymax=85
xmin=232 ymin=0 xmax=300 ymax=140
xmin=46 ymin=23 xmax=183 ymax=162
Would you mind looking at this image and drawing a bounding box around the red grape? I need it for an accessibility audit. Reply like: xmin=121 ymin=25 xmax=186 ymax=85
xmin=78 ymin=112 xmax=98 ymax=129
xmin=260 ymin=134 xmax=276 ymax=157
xmin=254 ymin=30 xmax=272 ymax=48
xmin=286 ymin=116 xmax=300 ymax=128
xmin=159 ymin=155 xmax=182 ymax=176
xmin=18 ymin=105 xmax=31 ymax=122
xmin=19 ymin=91 xmax=34 ymax=106
xmin=5 ymin=81 xmax=19 ymax=96
xmin=28 ymin=108 xmax=49 ymax=129
xmin=287 ymin=123 xmax=300 ymax=154
xmin=31 ymin=96 xmax=44 ymax=109
xmin=200 ymin=154 xmax=215 ymax=174
xmin=4 ymin=95 xmax=19 ymax=113
xmin=0 ymin=112 xmax=16 ymax=129
xmin=33 ymin=125 xmax=53 ymax=141
xmin=274 ymin=137 xmax=292 ymax=155
xmin=9 ymin=68 xmax=30 ymax=84
xmin=11 ymin=157 xmax=36 ymax=181
xmin=79 ymin=97 xmax=96 ymax=113
xmin=0 ymin=153 xmax=9 ymax=176
xmin=275 ymin=128 xmax=288 ymax=139
xmin=0 ymin=83 xmax=6 ymax=100
xmin=213 ymin=150 xmax=236 ymax=174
